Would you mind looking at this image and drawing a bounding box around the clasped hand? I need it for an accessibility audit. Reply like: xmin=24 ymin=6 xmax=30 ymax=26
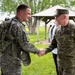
xmin=38 ymin=49 xmax=46 ymax=56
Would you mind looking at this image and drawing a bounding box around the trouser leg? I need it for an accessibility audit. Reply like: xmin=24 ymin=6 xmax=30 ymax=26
xmin=1 ymin=65 xmax=22 ymax=75
xmin=52 ymin=53 xmax=59 ymax=75
xmin=58 ymin=67 xmax=75 ymax=75
xmin=1 ymin=60 xmax=22 ymax=75
xmin=63 ymin=67 xmax=75 ymax=75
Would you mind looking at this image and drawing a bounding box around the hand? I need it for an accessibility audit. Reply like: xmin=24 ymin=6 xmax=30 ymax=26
xmin=38 ymin=50 xmax=46 ymax=57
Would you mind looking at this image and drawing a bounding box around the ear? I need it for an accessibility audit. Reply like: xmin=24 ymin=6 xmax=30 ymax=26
xmin=19 ymin=10 xmax=23 ymax=16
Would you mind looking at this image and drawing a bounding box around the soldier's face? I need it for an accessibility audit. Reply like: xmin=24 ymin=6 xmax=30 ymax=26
xmin=21 ymin=8 xmax=31 ymax=22
xmin=56 ymin=14 xmax=69 ymax=26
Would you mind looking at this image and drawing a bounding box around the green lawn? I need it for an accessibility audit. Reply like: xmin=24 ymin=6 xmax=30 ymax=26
xmin=0 ymin=26 xmax=56 ymax=75
xmin=22 ymin=53 xmax=56 ymax=75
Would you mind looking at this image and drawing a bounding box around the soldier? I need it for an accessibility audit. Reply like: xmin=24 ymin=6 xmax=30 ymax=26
xmin=1 ymin=4 xmax=43 ymax=75
xmin=39 ymin=9 xmax=75 ymax=75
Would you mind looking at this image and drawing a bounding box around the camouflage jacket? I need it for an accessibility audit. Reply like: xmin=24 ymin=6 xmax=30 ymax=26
xmin=1 ymin=17 xmax=39 ymax=60
xmin=46 ymin=22 xmax=75 ymax=68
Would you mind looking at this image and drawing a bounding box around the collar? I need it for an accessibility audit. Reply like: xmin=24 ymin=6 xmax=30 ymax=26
xmin=15 ymin=16 xmax=25 ymax=26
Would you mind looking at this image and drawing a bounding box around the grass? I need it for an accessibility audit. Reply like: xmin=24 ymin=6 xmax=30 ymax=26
xmin=22 ymin=53 xmax=56 ymax=75
xmin=0 ymin=26 xmax=56 ymax=75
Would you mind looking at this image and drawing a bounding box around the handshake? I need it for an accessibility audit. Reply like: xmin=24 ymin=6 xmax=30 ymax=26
xmin=38 ymin=49 xmax=46 ymax=56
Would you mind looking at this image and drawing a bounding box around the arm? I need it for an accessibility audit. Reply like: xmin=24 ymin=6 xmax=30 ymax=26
xmin=11 ymin=22 xmax=40 ymax=54
xmin=45 ymin=36 xmax=57 ymax=53
xmin=38 ymin=36 xmax=57 ymax=56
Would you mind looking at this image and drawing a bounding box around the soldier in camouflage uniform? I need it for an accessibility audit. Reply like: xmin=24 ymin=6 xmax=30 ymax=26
xmin=39 ymin=9 xmax=75 ymax=75
xmin=1 ymin=4 xmax=42 ymax=75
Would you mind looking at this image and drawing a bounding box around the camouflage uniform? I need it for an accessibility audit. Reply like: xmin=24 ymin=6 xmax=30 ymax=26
xmin=46 ymin=22 xmax=75 ymax=75
xmin=1 ymin=17 xmax=39 ymax=75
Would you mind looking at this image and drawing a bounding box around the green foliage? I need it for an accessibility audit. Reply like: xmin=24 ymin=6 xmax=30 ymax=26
xmin=0 ymin=0 xmax=17 ymax=13
xmin=1 ymin=0 xmax=74 ymax=15
xmin=69 ymin=0 xmax=75 ymax=7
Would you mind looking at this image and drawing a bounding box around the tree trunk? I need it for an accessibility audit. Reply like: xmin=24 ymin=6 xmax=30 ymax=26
xmin=28 ymin=18 xmax=37 ymax=34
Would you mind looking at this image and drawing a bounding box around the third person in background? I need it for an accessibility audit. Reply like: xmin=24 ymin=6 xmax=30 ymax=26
xmin=49 ymin=18 xmax=59 ymax=75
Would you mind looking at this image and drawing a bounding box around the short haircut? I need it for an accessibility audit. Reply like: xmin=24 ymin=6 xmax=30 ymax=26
xmin=16 ymin=4 xmax=30 ymax=13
